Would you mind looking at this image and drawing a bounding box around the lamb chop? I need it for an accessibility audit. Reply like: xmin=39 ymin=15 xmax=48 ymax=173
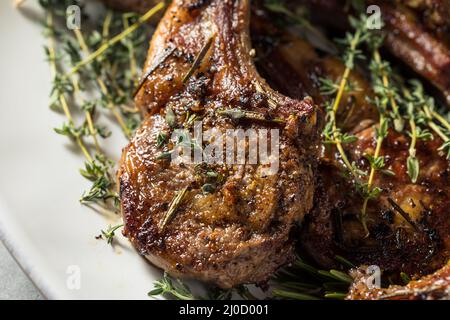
xmin=301 ymin=125 xmax=450 ymax=276
xmin=250 ymin=8 xmax=450 ymax=297
xmin=295 ymin=0 xmax=450 ymax=106
xmin=118 ymin=0 xmax=320 ymax=288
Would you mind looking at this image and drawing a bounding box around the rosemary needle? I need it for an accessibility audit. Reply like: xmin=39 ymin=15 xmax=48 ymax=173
xmin=133 ymin=46 xmax=176 ymax=98
xmin=159 ymin=186 xmax=189 ymax=231
xmin=182 ymin=34 xmax=215 ymax=83
xmin=218 ymin=108 xmax=285 ymax=124
xmin=387 ymin=198 xmax=420 ymax=232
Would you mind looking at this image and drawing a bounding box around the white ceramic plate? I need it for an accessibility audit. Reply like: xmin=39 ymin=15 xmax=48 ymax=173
xmin=0 ymin=1 xmax=165 ymax=299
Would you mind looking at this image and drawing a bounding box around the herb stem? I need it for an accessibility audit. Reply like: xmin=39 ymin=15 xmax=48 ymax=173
xmin=73 ymin=29 xmax=132 ymax=138
xmin=71 ymin=77 xmax=102 ymax=153
xmin=182 ymin=34 xmax=215 ymax=83
xmin=66 ymin=2 xmax=165 ymax=77
xmin=329 ymin=29 xmax=362 ymax=178
xmin=409 ymin=113 xmax=417 ymax=159
xmin=423 ymin=105 xmax=448 ymax=141
xmin=123 ymin=14 xmax=138 ymax=87
xmin=102 ymin=10 xmax=113 ymax=41
xmin=430 ymin=109 xmax=450 ymax=132
xmin=47 ymin=12 xmax=93 ymax=163
xmin=360 ymin=49 xmax=391 ymax=236
xmin=427 ymin=120 xmax=449 ymax=142
xmin=272 ymin=289 xmax=321 ymax=300
xmin=374 ymin=50 xmax=401 ymax=130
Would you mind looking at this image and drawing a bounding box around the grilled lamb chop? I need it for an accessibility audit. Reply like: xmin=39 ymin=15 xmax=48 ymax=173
xmin=250 ymin=14 xmax=450 ymax=277
xmin=118 ymin=0 xmax=320 ymax=288
xmin=302 ymin=125 xmax=450 ymax=276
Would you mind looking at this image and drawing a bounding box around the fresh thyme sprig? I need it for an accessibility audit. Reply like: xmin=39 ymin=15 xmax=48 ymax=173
xmin=45 ymin=11 xmax=93 ymax=164
xmin=321 ymin=15 xmax=371 ymax=179
xmin=40 ymin=2 xmax=162 ymax=211
xmin=408 ymin=80 xmax=450 ymax=160
xmin=358 ymin=47 xmax=393 ymax=236
xmin=66 ymin=2 xmax=165 ymax=77
xmin=79 ymin=154 xmax=119 ymax=206
xmin=73 ymin=28 xmax=131 ymax=138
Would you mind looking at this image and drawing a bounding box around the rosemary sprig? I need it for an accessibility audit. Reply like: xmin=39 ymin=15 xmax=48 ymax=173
xmin=148 ymin=272 xmax=196 ymax=300
xmin=101 ymin=224 xmax=124 ymax=245
xmin=133 ymin=46 xmax=176 ymax=97
xmin=148 ymin=273 xmax=251 ymax=300
xmin=272 ymin=289 xmax=321 ymax=300
xmin=272 ymin=258 xmax=352 ymax=300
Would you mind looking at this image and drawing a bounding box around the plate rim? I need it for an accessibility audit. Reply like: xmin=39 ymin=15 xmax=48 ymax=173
xmin=0 ymin=197 xmax=55 ymax=299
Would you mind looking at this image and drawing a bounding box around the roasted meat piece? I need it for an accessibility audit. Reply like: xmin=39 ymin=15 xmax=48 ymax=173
xmin=118 ymin=0 xmax=320 ymax=288
xmin=380 ymin=2 xmax=450 ymax=106
xmin=398 ymin=0 xmax=450 ymax=30
xmin=347 ymin=262 xmax=450 ymax=300
xmin=294 ymin=0 xmax=450 ymax=106
xmin=302 ymin=125 xmax=450 ymax=276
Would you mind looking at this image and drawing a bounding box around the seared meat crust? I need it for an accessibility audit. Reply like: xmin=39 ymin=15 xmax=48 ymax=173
xmin=380 ymin=2 xmax=450 ymax=105
xmin=119 ymin=0 xmax=320 ymax=288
